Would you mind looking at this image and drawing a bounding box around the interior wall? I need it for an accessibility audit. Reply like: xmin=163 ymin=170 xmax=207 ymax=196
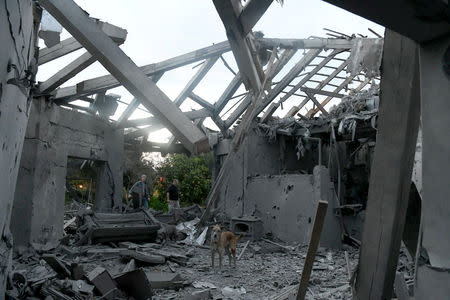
xmin=11 ymin=100 xmax=124 ymax=249
xmin=0 ymin=0 xmax=39 ymax=294
xmin=215 ymin=124 xmax=341 ymax=245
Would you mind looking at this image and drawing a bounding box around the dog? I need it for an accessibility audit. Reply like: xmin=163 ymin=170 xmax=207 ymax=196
xmin=210 ymin=225 xmax=243 ymax=268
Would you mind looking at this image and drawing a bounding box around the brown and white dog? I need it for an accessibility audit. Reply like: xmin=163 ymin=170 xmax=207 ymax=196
xmin=210 ymin=225 xmax=243 ymax=268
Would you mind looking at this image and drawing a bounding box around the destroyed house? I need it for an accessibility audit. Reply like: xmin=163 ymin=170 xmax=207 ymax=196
xmin=0 ymin=0 xmax=448 ymax=299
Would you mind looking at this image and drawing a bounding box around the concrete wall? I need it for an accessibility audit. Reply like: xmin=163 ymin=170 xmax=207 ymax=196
xmin=11 ymin=100 xmax=124 ymax=249
xmin=215 ymin=125 xmax=341 ymax=245
xmin=0 ymin=0 xmax=39 ymax=295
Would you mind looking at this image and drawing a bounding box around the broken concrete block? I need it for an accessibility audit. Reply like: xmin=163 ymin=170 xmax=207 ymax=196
xmin=70 ymin=263 xmax=84 ymax=280
xmin=70 ymin=279 xmax=94 ymax=295
xmin=145 ymin=272 xmax=184 ymax=290
xmin=115 ymin=268 xmax=152 ymax=300
xmin=41 ymin=254 xmax=71 ymax=278
xmin=86 ymin=267 xmax=118 ymax=299
xmin=183 ymin=289 xmax=213 ymax=300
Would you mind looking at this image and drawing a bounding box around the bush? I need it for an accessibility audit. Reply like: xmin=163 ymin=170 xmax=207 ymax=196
xmin=151 ymin=152 xmax=212 ymax=210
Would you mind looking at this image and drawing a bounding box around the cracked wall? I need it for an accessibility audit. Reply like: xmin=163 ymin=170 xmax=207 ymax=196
xmin=214 ymin=125 xmax=341 ymax=245
xmin=11 ymin=99 xmax=124 ymax=249
xmin=0 ymin=0 xmax=39 ymax=296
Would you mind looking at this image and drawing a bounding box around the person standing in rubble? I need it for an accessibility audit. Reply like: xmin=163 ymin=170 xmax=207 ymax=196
xmin=128 ymin=174 xmax=150 ymax=209
xmin=167 ymin=179 xmax=180 ymax=213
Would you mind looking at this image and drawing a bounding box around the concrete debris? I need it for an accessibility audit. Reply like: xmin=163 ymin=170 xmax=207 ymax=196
xmin=8 ymin=215 xmax=416 ymax=299
xmin=347 ymin=38 xmax=383 ymax=78
xmin=86 ymin=266 xmax=119 ymax=299
xmin=76 ymin=210 xmax=160 ymax=245
xmin=221 ymin=286 xmax=246 ymax=298
xmin=115 ymin=268 xmax=153 ymax=300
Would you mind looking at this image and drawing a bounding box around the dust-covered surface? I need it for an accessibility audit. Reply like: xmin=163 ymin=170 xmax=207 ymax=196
xmin=152 ymin=242 xmax=359 ymax=300
xmin=9 ymin=238 xmax=364 ymax=299
xmin=7 ymin=206 xmax=414 ymax=300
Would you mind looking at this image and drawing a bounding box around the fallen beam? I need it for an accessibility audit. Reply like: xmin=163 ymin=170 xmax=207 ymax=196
xmin=296 ymin=200 xmax=328 ymax=300
xmin=40 ymin=0 xmax=209 ymax=154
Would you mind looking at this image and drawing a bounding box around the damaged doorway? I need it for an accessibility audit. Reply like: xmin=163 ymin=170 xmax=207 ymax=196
xmin=65 ymin=157 xmax=98 ymax=211
xmin=64 ymin=157 xmax=115 ymax=232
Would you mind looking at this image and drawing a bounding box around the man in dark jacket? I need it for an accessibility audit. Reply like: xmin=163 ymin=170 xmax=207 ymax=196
xmin=166 ymin=179 xmax=180 ymax=213
xmin=128 ymin=174 xmax=150 ymax=209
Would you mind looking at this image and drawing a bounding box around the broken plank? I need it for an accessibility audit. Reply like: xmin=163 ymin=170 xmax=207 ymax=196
xmin=296 ymin=200 xmax=328 ymax=300
xmin=41 ymin=254 xmax=71 ymax=278
xmin=238 ymin=240 xmax=250 ymax=260
xmin=63 ymin=216 xmax=77 ymax=229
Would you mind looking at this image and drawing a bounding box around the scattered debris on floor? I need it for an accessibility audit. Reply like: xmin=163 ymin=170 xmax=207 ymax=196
xmin=8 ymin=205 xmax=416 ymax=299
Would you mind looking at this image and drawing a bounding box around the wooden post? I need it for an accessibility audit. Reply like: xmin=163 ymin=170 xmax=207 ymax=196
xmin=354 ymin=30 xmax=420 ymax=299
xmin=296 ymin=200 xmax=328 ymax=300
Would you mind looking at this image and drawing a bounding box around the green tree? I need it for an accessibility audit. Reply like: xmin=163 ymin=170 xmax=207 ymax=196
xmin=151 ymin=152 xmax=212 ymax=210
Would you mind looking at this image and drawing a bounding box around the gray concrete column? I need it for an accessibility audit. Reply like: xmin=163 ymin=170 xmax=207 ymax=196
xmin=0 ymin=0 xmax=39 ymax=296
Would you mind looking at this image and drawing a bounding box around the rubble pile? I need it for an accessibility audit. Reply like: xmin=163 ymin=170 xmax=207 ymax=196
xmin=7 ymin=205 xmax=414 ymax=299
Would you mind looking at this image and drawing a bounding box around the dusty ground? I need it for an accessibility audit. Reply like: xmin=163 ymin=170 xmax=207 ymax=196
xmin=150 ymin=241 xmax=358 ymax=300
xmin=11 ymin=236 xmax=414 ymax=299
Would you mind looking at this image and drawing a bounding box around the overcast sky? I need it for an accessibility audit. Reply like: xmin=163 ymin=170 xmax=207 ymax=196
xmin=37 ymin=0 xmax=384 ymax=143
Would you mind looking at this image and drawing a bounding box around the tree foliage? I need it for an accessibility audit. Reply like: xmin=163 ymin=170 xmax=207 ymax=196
xmin=152 ymin=152 xmax=213 ymax=210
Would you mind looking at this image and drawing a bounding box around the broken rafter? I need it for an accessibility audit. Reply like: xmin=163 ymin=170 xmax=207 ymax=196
xmin=306 ymin=74 xmax=357 ymax=118
xmin=278 ymin=49 xmax=343 ymax=103
xmin=252 ymin=49 xmax=321 ymax=118
xmin=256 ymin=38 xmax=355 ymax=50
xmin=303 ymin=90 xmax=328 ymax=116
xmin=224 ymin=48 xmax=297 ymax=128
xmin=297 ymin=59 xmax=349 ymax=113
xmin=301 ymin=87 xmax=344 ymax=98
xmin=174 ymin=57 xmax=219 ymax=106
xmin=188 ymin=92 xmax=215 ymax=111
xmin=54 ymin=41 xmax=232 ymax=100
xmin=38 ymin=21 xmax=127 ymax=65
xmin=213 ymin=0 xmax=264 ymax=91
xmin=40 ymin=0 xmax=208 ymax=154
xmin=39 ymin=51 xmax=97 ymax=94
